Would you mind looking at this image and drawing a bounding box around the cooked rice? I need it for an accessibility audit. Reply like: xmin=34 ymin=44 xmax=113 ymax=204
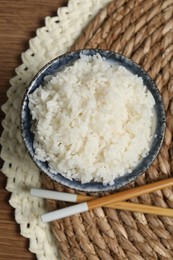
xmin=28 ymin=54 xmax=155 ymax=185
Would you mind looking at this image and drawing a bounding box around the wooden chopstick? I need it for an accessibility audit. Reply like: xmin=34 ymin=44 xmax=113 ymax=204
xmin=109 ymin=201 xmax=173 ymax=216
xmin=39 ymin=178 xmax=173 ymax=222
xmin=31 ymin=188 xmax=173 ymax=217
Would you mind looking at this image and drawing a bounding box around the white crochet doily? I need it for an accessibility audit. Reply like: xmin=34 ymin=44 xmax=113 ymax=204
xmin=0 ymin=0 xmax=111 ymax=259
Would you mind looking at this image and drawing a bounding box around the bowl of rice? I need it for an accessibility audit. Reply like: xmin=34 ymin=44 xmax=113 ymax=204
xmin=21 ymin=49 xmax=166 ymax=192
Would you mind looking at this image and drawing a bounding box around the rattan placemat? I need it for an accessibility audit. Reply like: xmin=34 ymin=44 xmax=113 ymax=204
xmin=42 ymin=0 xmax=173 ymax=259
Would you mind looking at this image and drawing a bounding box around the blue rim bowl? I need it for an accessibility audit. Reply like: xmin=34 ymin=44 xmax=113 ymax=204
xmin=20 ymin=49 xmax=166 ymax=192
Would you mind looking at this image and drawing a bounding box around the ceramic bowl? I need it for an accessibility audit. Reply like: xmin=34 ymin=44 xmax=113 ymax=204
xmin=21 ymin=49 xmax=166 ymax=192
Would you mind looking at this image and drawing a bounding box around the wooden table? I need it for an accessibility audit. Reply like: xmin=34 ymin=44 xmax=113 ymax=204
xmin=0 ymin=1 xmax=68 ymax=259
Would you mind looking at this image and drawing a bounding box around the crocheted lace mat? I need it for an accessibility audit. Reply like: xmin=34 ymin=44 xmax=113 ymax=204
xmin=0 ymin=0 xmax=111 ymax=259
xmin=42 ymin=0 xmax=173 ymax=259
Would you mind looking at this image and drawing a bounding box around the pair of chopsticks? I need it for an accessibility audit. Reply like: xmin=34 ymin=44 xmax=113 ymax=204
xmin=31 ymin=178 xmax=173 ymax=223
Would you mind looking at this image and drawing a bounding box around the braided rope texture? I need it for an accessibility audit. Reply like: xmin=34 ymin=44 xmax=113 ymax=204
xmin=41 ymin=0 xmax=173 ymax=259
xmin=0 ymin=0 xmax=111 ymax=259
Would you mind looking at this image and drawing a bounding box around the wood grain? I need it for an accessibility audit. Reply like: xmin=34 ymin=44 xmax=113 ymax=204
xmin=0 ymin=1 xmax=68 ymax=259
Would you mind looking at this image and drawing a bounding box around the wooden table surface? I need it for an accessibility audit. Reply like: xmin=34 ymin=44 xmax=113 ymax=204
xmin=0 ymin=1 xmax=68 ymax=259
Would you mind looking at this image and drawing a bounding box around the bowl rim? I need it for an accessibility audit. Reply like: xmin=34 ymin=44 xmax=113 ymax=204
xmin=20 ymin=48 xmax=166 ymax=192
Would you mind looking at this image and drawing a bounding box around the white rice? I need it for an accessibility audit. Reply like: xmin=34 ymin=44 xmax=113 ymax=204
xmin=28 ymin=54 xmax=155 ymax=185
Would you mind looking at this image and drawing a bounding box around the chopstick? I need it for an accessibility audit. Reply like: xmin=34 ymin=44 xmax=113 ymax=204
xmin=33 ymin=178 xmax=173 ymax=222
xmin=31 ymin=188 xmax=173 ymax=218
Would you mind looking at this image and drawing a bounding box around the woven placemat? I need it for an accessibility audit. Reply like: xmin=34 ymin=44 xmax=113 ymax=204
xmin=41 ymin=0 xmax=173 ymax=259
